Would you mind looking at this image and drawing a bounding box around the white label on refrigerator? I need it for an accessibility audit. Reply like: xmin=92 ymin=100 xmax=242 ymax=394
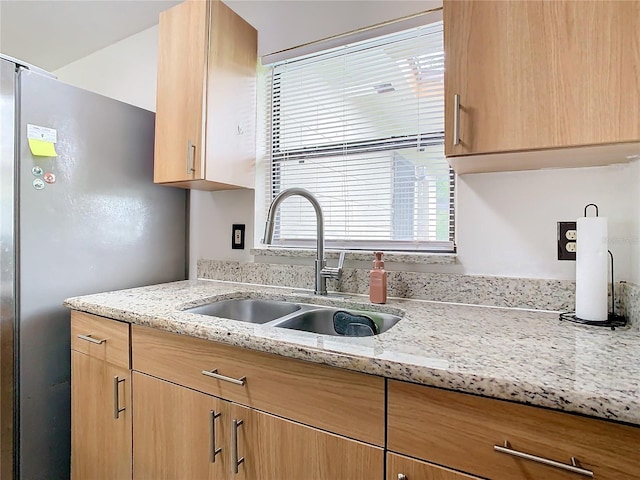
xmin=27 ymin=124 xmax=57 ymax=143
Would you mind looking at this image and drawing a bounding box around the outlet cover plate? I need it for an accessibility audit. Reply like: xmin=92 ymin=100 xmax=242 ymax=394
xmin=557 ymin=221 xmax=577 ymax=260
xmin=232 ymin=224 xmax=245 ymax=250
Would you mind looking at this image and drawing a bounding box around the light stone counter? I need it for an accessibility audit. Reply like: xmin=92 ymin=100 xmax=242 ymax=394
xmin=64 ymin=279 xmax=640 ymax=426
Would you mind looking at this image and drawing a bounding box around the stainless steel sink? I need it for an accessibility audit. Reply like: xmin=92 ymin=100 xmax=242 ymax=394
xmin=184 ymin=298 xmax=401 ymax=336
xmin=184 ymin=298 xmax=301 ymax=324
xmin=275 ymin=307 xmax=401 ymax=336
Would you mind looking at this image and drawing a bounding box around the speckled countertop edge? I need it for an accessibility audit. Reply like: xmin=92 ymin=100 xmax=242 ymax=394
xmin=64 ymin=279 xmax=640 ymax=426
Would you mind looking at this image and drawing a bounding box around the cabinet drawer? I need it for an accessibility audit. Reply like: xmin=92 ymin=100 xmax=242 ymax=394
xmin=71 ymin=311 xmax=130 ymax=369
xmin=131 ymin=325 xmax=385 ymax=446
xmin=388 ymin=380 xmax=640 ymax=480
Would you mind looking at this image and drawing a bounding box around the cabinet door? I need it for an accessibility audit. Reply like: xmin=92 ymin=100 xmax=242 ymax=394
xmin=387 ymin=453 xmax=480 ymax=480
xmin=231 ymin=403 xmax=383 ymax=480
xmin=132 ymin=372 xmax=228 ymax=480
xmin=444 ymin=0 xmax=640 ymax=156
xmin=71 ymin=351 xmax=131 ymax=480
xmin=154 ymin=0 xmax=208 ymax=183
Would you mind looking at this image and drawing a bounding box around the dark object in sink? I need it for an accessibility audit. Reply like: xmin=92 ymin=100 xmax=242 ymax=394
xmin=333 ymin=311 xmax=378 ymax=336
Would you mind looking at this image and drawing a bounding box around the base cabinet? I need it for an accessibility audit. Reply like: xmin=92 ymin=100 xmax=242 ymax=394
xmin=233 ymin=403 xmax=383 ymax=480
xmin=70 ymin=312 xmax=640 ymax=480
xmin=70 ymin=312 xmax=132 ymax=480
xmin=387 ymin=453 xmax=480 ymax=480
xmin=133 ymin=372 xmax=383 ymax=480
xmin=133 ymin=372 xmax=228 ymax=479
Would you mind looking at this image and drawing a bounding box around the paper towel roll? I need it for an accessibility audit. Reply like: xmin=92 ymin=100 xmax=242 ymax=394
xmin=575 ymin=216 xmax=608 ymax=321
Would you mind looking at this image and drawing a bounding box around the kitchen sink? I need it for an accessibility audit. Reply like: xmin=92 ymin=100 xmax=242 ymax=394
xmin=184 ymin=298 xmax=301 ymax=324
xmin=275 ymin=307 xmax=401 ymax=336
xmin=184 ymin=298 xmax=401 ymax=336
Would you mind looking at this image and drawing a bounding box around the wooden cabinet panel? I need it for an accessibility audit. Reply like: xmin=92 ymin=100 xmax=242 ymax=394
xmin=132 ymin=372 xmax=228 ymax=480
xmin=154 ymin=0 xmax=257 ymax=189
xmin=204 ymin=0 xmax=256 ymax=190
xmin=71 ymin=311 xmax=129 ymax=369
xmin=132 ymin=325 xmax=385 ymax=446
xmin=444 ymin=0 xmax=640 ymax=159
xmin=388 ymin=380 xmax=640 ymax=480
xmin=232 ymin=403 xmax=384 ymax=480
xmin=71 ymin=351 xmax=131 ymax=480
xmin=387 ymin=453 xmax=480 ymax=480
xmin=154 ymin=0 xmax=208 ymax=184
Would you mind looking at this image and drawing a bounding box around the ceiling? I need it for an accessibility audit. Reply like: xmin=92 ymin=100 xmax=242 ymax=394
xmin=0 ymin=0 xmax=436 ymax=72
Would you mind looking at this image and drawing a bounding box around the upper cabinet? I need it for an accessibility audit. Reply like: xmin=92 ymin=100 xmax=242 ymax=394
xmin=154 ymin=0 xmax=257 ymax=190
xmin=444 ymin=0 xmax=640 ymax=173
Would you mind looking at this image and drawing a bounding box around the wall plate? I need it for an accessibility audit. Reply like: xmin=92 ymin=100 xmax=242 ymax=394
xmin=557 ymin=221 xmax=577 ymax=261
xmin=232 ymin=224 xmax=245 ymax=250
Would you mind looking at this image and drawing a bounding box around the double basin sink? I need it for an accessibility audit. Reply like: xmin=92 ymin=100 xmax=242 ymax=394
xmin=184 ymin=298 xmax=401 ymax=337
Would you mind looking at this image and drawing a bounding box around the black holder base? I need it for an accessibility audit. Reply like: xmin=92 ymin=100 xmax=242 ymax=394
xmin=559 ymin=312 xmax=628 ymax=330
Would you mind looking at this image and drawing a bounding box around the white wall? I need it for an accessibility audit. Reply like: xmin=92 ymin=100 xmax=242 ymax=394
xmin=455 ymin=161 xmax=639 ymax=282
xmin=51 ymin=5 xmax=640 ymax=284
xmin=54 ymin=26 xmax=159 ymax=112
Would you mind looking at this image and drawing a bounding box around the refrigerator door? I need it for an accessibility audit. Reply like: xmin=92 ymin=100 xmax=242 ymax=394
xmin=0 ymin=58 xmax=16 ymax=480
xmin=17 ymin=69 xmax=187 ymax=479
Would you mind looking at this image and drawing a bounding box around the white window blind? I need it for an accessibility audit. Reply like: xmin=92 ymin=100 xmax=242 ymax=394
xmin=264 ymin=19 xmax=454 ymax=252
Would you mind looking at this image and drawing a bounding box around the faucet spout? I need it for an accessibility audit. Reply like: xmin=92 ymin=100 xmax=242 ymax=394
xmin=263 ymin=188 xmax=335 ymax=295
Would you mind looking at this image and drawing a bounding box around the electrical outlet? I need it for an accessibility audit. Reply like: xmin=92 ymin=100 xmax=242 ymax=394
xmin=232 ymin=224 xmax=245 ymax=250
xmin=557 ymin=221 xmax=577 ymax=260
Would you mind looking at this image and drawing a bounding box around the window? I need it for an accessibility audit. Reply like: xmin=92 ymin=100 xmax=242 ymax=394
xmin=264 ymin=17 xmax=454 ymax=252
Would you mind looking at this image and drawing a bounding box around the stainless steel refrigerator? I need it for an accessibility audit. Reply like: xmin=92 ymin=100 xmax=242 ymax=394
xmin=0 ymin=56 xmax=188 ymax=479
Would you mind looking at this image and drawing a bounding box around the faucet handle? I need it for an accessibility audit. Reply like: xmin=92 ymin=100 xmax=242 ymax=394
xmin=321 ymin=251 xmax=346 ymax=280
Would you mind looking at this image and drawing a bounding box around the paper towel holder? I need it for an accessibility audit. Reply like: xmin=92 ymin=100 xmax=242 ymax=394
xmin=584 ymin=203 xmax=599 ymax=217
xmin=559 ymin=249 xmax=628 ymax=330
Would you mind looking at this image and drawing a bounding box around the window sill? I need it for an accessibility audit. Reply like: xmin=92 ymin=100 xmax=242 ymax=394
xmin=250 ymin=247 xmax=457 ymax=265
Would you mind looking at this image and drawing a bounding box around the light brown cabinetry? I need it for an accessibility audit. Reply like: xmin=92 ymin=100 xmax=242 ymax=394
xmin=131 ymin=325 xmax=384 ymax=478
xmin=387 ymin=453 xmax=480 ymax=480
xmin=444 ymin=0 xmax=640 ymax=173
xmin=388 ymin=379 xmax=640 ymax=480
xmin=131 ymin=324 xmax=385 ymax=446
xmin=133 ymin=372 xmax=228 ymax=479
xmin=232 ymin=403 xmax=382 ymax=480
xmin=154 ymin=0 xmax=257 ymax=190
xmin=70 ymin=312 xmax=131 ymax=480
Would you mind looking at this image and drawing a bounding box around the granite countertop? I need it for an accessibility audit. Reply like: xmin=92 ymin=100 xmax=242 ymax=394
xmin=64 ymin=279 xmax=640 ymax=426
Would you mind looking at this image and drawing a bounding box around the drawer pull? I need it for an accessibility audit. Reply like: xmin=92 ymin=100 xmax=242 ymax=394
xmin=201 ymin=369 xmax=246 ymax=386
xmin=232 ymin=419 xmax=244 ymax=474
xmin=494 ymin=441 xmax=594 ymax=477
xmin=398 ymin=475 xmax=407 ymax=480
xmin=77 ymin=334 xmax=106 ymax=345
xmin=209 ymin=410 xmax=222 ymax=463
xmin=113 ymin=376 xmax=126 ymax=419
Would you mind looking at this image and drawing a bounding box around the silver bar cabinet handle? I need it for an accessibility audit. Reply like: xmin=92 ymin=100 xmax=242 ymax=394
xmin=187 ymin=140 xmax=196 ymax=174
xmin=494 ymin=441 xmax=593 ymax=477
xmin=77 ymin=334 xmax=106 ymax=345
xmin=201 ymin=369 xmax=246 ymax=386
xmin=209 ymin=410 xmax=222 ymax=463
xmin=453 ymin=94 xmax=461 ymax=147
xmin=113 ymin=376 xmax=126 ymax=419
xmin=232 ymin=419 xmax=244 ymax=474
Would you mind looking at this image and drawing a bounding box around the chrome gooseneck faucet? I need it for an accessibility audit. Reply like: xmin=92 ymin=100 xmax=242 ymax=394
xmin=263 ymin=188 xmax=344 ymax=295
